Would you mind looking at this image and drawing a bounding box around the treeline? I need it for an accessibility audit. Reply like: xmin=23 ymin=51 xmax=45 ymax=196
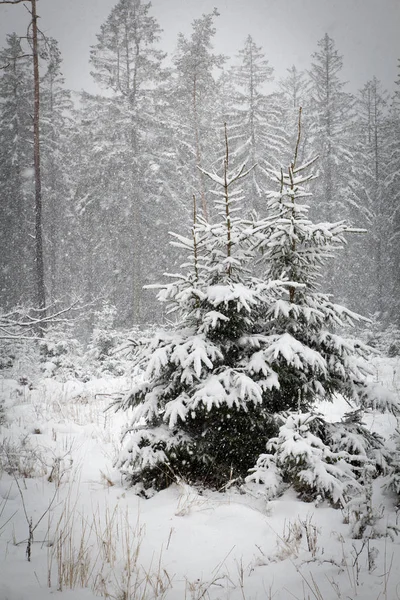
xmin=0 ymin=0 xmax=399 ymax=334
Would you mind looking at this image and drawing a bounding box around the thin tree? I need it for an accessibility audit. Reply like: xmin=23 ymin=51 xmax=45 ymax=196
xmin=386 ymin=59 xmax=400 ymax=326
xmin=349 ymin=77 xmax=390 ymax=317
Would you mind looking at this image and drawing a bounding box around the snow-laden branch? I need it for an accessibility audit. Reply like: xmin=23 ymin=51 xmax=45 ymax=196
xmin=198 ymin=161 xmax=257 ymax=188
xmin=0 ymin=299 xmax=85 ymax=339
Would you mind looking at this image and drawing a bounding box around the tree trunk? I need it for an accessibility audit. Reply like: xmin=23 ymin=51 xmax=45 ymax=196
xmin=32 ymin=0 xmax=46 ymax=321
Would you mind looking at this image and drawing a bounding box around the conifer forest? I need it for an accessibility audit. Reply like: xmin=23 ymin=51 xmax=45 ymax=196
xmin=1 ymin=2 xmax=400 ymax=599
xmin=1 ymin=1 xmax=399 ymax=330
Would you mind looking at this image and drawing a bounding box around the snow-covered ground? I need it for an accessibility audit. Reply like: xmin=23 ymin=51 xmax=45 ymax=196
xmin=0 ymin=356 xmax=399 ymax=600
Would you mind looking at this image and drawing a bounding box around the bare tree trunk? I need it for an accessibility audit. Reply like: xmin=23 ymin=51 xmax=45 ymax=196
xmin=31 ymin=0 xmax=46 ymax=320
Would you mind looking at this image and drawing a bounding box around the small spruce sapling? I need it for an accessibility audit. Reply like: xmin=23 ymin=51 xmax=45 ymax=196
xmin=384 ymin=423 xmax=400 ymax=505
xmin=246 ymin=109 xmax=399 ymax=505
xmin=86 ymin=302 xmax=126 ymax=376
xmin=39 ymin=326 xmax=82 ymax=379
xmin=345 ymin=463 xmax=399 ymax=540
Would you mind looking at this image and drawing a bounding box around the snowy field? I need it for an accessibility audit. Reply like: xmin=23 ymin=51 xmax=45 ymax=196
xmin=0 ymin=355 xmax=399 ymax=600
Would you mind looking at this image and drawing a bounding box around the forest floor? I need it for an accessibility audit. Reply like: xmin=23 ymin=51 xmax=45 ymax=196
xmin=0 ymin=354 xmax=399 ymax=600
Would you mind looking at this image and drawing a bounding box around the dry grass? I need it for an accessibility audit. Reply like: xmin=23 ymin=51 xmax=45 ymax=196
xmin=46 ymin=487 xmax=173 ymax=599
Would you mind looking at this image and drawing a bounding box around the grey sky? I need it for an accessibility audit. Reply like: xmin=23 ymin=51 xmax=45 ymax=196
xmin=0 ymin=0 xmax=399 ymax=94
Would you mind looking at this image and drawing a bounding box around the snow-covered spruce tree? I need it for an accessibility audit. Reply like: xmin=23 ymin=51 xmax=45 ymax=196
xmin=85 ymin=302 xmax=127 ymax=376
xmin=246 ymin=109 xmax=399 ymax=505
xmin=115 ymin=127 xmax=290 ymax=493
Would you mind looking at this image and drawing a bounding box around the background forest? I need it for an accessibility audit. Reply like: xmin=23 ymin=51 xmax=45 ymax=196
xmin=0 ymin=0 xmax=399 ymax=343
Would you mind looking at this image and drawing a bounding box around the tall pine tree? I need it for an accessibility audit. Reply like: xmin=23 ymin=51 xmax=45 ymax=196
xmin=0 ymin=34 xmax=35 ymax=307
xmin=308 ymin=34 xmax=355 ymax=302
xmin=81 ymin=0 xmax=170 ymax=324
xmin=168 ymin=9 xmax=225 ymax=220
xmin=308 ymin=34 xmax=354 ymax=223
xmin=386 ymin=60 xmax=400 ymax=327
xmin=347 ymin=78 xmax=390 ymax=317
xmin=229 ymin=35 xmax=289 ymax=212
xmin=40 ymin=38 xmax=74 ymax=304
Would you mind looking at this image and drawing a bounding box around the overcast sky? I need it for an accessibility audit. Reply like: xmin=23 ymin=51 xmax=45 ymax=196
xmin=0 ymin=0 xmax=399 ymax=95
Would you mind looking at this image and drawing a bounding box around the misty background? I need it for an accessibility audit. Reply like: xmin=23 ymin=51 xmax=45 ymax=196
xmin=0 ymin=0 xmax=399 ymax=341
xmin=1 ymin=0 xmax=399 ymax=94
